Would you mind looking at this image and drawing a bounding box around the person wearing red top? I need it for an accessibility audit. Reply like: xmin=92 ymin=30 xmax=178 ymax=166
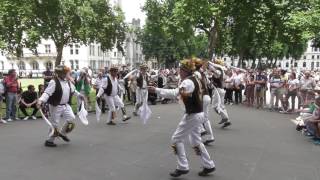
xmin=3 ymin=69 xmax=19 ymax=122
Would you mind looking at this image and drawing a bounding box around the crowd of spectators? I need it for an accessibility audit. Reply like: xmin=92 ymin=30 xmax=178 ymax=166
xmin=0 ymin=64 xmax=319 ymax=145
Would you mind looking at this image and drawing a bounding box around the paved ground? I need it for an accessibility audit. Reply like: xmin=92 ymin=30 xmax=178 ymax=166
xmin=0 ymin=103 xmax=320 ymax=180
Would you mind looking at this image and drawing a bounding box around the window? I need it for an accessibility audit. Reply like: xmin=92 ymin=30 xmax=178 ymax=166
xmin=90 ymin=45 xmax=95 ymax=56
xmin=285 ymin=62 xmax=289 ymax=67
xmin=304 ymin=56 xmax=307 ymax=59
xmin=312 ymin=55 xmax=315 ymax=59
xmin=45 ymin=61 xmax=53 ymax=69
xmin=70 ymin=60 xmax=74 ymax=69
xmin=18 ymin=61 xmax=25 ymax=70
xmin=224 ymin=58 xmax=227 ymax=61
xmin=114 ymin=52 xmax=117 ymax=57
xmin=75 ymin=44 xmax=80 ymax=55
xmin=90 ymin=60 xmax=96 ymax=69
xmin=70 ymin=44 xmax=74 ymax=55
xmin=294 ymin=62 xmax=298 ymax=67
xmin=303 ymin=62 xmax=306 ymax=67
xmin=0 ymin=61 xmax=3 ymax=70
xmin=45 ymin=44 xmax=51 ymax=53
xmin=311 ymin=62 xmax=315 ymax=69
xmin=75 ymin=60 xmax=79 ymax=69
xmin=31 ymin=61 xmax=39 ymax=70
xmin=317 ymin=62 xmax=319 ymax=67
xmin=98 ymin=46 xmax=101 ymax=56
xmin=318 ymin=55 xmax=320 ymax=59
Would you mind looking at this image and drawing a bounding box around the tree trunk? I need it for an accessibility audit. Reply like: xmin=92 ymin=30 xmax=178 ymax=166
xmin=237 ymin=50 xmax=244 ymax=67
xmin=251 ymin=58 xmax=256 ymax=69
xmin=207 ymin=26 xmax=218 ymax=60
xmin=55 ymin=43 xmax=64 ymax=66
xmin=273 ymin=58 xmax=278 ymax=68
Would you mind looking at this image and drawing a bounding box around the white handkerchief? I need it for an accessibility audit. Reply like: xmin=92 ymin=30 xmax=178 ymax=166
xmin=78 ymin=101 xmax=89 ymax=125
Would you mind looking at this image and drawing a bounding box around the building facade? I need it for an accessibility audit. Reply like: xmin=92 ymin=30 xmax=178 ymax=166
xmin=0 ymin=18 xmax=145 ymax=75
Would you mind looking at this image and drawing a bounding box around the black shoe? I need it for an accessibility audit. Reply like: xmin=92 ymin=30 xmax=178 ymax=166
xmin=198 ymin=167 xmax=216 ymax=176
xmin=44 ymin=140 xmax=57 ymax=147
xmin=201 ymin=131 xmax=208 ymax=136
xmin=58 ymin=133 xmax=70 ymax=142
xmin=169 ymin=169 xmax=189 ymax=177
xmin=222 ymin=122 xmax=231 ymax=128
xmin=107 ymin=121 xmax=116 ymax=125
xmin=204 ymin=139 xmax=215 ymax=145
xmin=122 ymin=115 xmax=131 ymax=122
xmin=218 ymin=118 xmax=228 ymax=124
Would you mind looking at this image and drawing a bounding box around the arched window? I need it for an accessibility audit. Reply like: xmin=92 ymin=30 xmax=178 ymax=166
xmin=18 ymin=61 xmax=25 ymax=70
xmin=0 ymin=61 xmax=3 ymax=70
xmin=45 ymin=61 xmax=53 ymax=69
xmin=285 ymin=62 xmax=289 ymax=67
xmin=31 ymin=61 xmax=39 ymax=70
xmin=303 ymin=62 xmax=307 ymax=67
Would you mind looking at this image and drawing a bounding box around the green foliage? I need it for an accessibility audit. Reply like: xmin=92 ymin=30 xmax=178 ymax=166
xmin=141 ymin=0 xmax=313 ymax=68
xmin=0 ymin=0 xmax=126 ymax=65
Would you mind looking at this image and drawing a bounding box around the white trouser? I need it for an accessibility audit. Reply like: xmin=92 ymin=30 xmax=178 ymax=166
xmin=212 ymin=88 xmax=229 ymax=120
xmin=135 ymin=88 xmax=148 ymax=110
xmin=48 ymin=104 xmax=75 ymax=142
xmin=104 ymin=95 xmax=125 ymax=122
xmin=171 ymin=112 xmax=215 ymax=170
xmin=201 ymin=95 xmax=214 ymax=141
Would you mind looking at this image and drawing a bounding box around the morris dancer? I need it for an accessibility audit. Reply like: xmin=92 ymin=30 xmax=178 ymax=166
xmin=97 ymin=66 xmax=131 ymax=125
xmin=193 ymin=59 xmax=215 ymax=145
xmin=149 ymin=59 xmax=216 ymax=177
xmin=37 ymin=65 xmax=84 ymax=147
xmin=209 ymin=59 xmax=231 ymax=128
xmin=133 ymin=64 xmax=149 ymax=116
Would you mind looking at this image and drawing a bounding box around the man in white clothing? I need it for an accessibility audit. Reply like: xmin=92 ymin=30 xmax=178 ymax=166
xmin=37 ymin=65 xmax=84 ymax=147
xmin=97 ymin=66 xmax=131 ymax=125
xmin=149 ymin=59 xmax=215 ymax=177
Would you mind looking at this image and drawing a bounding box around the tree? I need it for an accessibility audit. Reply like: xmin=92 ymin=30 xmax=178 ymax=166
xmin=30 ymin=0 xmax=126 ymax=66
xmin=0 ymin=0 xmax=39 ymax=57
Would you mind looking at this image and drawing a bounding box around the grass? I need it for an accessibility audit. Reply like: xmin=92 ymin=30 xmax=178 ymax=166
xmin=20 ymin=78 xmax=43 ymax=91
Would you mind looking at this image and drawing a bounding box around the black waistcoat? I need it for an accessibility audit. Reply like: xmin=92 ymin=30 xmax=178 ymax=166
xmin=137 ymin=73 xmax=148 ymax=88
xmin=212 ymin=69 xmax=223 ymax=88
xmin=47 ymin=78 xmax=72 ymax=106
xmin=104 ymin=76 xmax=113 ymax=96
xmin=182 ymin=76 xmax=203 ymax=114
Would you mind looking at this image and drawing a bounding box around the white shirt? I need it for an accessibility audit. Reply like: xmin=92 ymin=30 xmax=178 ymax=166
xmin=39 ymin=78 xmax=79 ymax=104
xmin=99 ymin=75 xmax=119 ymax=97
xmin=288 ymin=79 xmax=299 ymax=90
xmin=155 ymin=78 xmax=195 ymax=99
xmin=94 ymin=77 xmax=103 ymax=89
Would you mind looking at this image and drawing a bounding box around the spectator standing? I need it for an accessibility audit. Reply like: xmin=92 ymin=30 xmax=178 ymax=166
xmin=76 ymin=71 xmax=91 ymax=110
xmin=19 ymin=85 xmax=38 ymax=120
xmin=224 ymin=70 xmax=234 ymax=104
xmin=286 ymin=72 xmax=299 ymax=112
xmin=300 ymin=71 xmax=316 ymax=108
xmin=269 ymin=69 xmax=281 ymax=111
xmin=233 ymin=70 xmax=244 ymax=104
xmin=43 ymin=66 xmax=54 ymax=88
xmin=3 ymin=69 xmax=19 ymax=121
xmin=255 ymin=69 xmax=267 ymax=109
xmin=245 ymin=73 xmax=255 ymax=107
xmin=0 ymin=79 xmax=6 ymax=123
